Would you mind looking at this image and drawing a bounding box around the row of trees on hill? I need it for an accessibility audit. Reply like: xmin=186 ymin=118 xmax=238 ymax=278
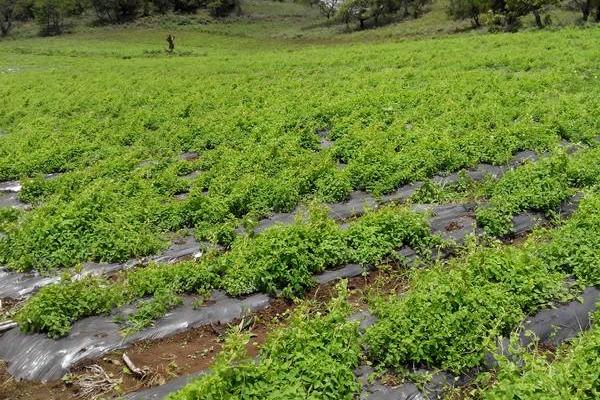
xmin=311 ymin=0 xmax=600 ymax=31
xmin=335 ymin=0 xmax=430 ymax=29
xmin=91 ymin=0 xmax=239 ymax=20
xmin=574 ymin=0 xmax=600 ymax=20
xmin=0 ymin=0 xmax=239 ymax=36
xmin=2 ymin=0 xmax=599 ymax=36
xmin=447 ymin=0 xmax=600 ymax=29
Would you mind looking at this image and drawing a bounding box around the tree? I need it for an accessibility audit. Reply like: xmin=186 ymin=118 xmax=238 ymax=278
xmin=0 ymin=0 xmax=17 ymax=36
xmin=34 ymin=0 xmax=76 ymax=35
xmin=337 ymin=0 xmax=371 ymax=29
xmin=15 ymin=0 xmax=35 ymax=20
xmin=396 ymin=0 xmax=431 ymax=18
xmin=569 ymin=0 xmax=600 ymax=21
xmin=335 ymin=0 xmax=432 ymax=30
xmin=207 ymin=0 xmax=239 ymax=17
xmin=148 ymin=0 xmax=172 ymax=13
xmin=410 ymin=0 xmax=431 ymax=18
xmin=318 ymin=0 xmax=341 ymax=19
xmin=447 ymin=0 xmax=490 ymax=27
xmin=172 ymin=0 xmax=203 ymax=13
xmin=505 ymin=0 xmax=557 ymax=28
xmin=90 ymin=0 xmax=144 ymax=22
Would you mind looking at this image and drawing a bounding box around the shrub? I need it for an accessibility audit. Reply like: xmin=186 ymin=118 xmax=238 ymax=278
xmin=538 ymin=193 xmax=600 ymax=285
xmin=484 ymin=316 xmax=600 ymax=399
xmin=345 ymin=206 xmax=431 ymax=266
xmin=15 ymin=276 xmax=125 ymax=338
xmin=314 ymin=169 xmax=352 ymax=203
xmin=0 ymin=180 xmax=167 ymax=272
xmin=476 ymin=156 xmax=571 ymax=237
xmin=207 ymin=0 xmax=238 ymax=17
xmin=220 ymin=209 xmax=349 ymax=297
xmin=126 ymin=260 xmax=220 ymax=297
xmin=124 ymin=288 xmax=182 ymax=334
xmin=365 ymin=244 xmax=567 ymax=373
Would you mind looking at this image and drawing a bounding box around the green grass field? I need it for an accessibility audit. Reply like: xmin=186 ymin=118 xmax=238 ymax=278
xmin=1 ymin=1 xmax=600 ymax=398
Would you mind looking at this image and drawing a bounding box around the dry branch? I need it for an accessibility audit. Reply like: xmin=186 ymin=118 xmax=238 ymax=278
xmin=72 ymin=364 xmax=120 ymax=400
xmin=122 ymin=353 xmax=145 ymax=378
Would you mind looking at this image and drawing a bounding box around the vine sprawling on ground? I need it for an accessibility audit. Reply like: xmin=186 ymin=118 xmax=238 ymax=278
xmin=2 ymin=2 xmax=600 ymax=398
xmin=1 ymin=26 xmax=599 ymax=273
xmin=168 ymin=281 xmax=361 ymax=400
xmin=15 ymin=204 xmax=433 ymax=338
xmin=481 ymin=315 xmax=600 ymax=400
xmin=365 ymin=192 xmax=600 ymax=374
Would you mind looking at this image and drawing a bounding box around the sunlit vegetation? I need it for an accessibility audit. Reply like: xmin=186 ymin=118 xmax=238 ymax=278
xmin=1 ymin=1 xmax=600 ymax=398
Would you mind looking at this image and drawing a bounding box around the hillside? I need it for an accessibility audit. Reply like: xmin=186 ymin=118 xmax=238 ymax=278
xmin=0 ymin=1 xmax=599 ymax=399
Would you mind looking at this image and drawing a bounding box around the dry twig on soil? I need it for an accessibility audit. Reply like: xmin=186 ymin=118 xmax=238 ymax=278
xmin=70 ymin=364 xmax=121 ymax=400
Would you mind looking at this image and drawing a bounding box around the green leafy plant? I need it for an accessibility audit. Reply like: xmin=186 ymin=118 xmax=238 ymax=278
xmin=15 ymin=276 xmax=125 ymax=338
xmin=365 ymin=243 xmax=567 ymax=373
xmin=483 ymin=314 xmax=600 ymax=399
xmin=168 ymin=281 xmax=361 ymax=400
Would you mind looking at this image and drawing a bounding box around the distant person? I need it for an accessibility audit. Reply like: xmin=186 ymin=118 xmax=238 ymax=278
xmin=167 ymin=34 xmax=175 ymax=54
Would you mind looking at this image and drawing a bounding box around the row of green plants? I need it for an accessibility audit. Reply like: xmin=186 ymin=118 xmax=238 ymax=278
xmin=168 ymin=281 xmax=362 ymax=400
xmin=21 ymin=138 xmax=600 ymax=338
xmin=10 ymin=134 xmax=600 ymax=338
xmin=161 ymin=193 xmax=600 ymax=398
xmin=15 ymin=205 xmax=434 ymax=338
xmin=1 ymin=28 xmax=599 ymax=273
xmin=0 ymin=126 xmax=582 ymax=273
xmin=476 ymin=145 xmax=600 ymax=236
xmin=19 ymin=140 xmax=600 ymax=338
xmin=164 ymin=192 xmax=600 ymax=399
xmin=480 ymin=313 xmax=600 ymax=399
xmin=364 ymin=191 xmax=600 ymax=375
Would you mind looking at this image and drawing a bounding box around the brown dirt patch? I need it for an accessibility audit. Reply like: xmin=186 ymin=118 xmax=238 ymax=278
xmin=0 ymin=268 xmax=404 ymax=400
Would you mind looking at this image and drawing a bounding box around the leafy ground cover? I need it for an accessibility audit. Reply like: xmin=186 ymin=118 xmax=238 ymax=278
xmin=365 ymin=191 xmax=600 ymax=375
xmin=2 ymin=3 xmax=600 ymax=399
xmin=15 ymin=204 xmax=432 ymax=338
xmin=20 ymin=136 xmax=600 ymax=338
xmin=475 ymin=145 xmax=600 ymax=236
xmin=163 ymin=191 xmax=600 ymax=399
xmin=481 ymin=314 xmax=600 ymax=400
xmin=1 ymin=23 xmax=599 ymax=273
xmin=168 ymin=282 xmax=361 ymax=400
xmin=473 ymin=144 xmax=600 ymax=233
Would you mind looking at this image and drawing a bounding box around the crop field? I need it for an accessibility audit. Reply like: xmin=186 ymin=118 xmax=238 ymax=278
xmin=1 ymin=0 xmax=600 ymax=399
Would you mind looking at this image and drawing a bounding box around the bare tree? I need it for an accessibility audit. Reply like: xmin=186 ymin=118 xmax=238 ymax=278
xmin=318 ymin=0 xmax=340 ymax=19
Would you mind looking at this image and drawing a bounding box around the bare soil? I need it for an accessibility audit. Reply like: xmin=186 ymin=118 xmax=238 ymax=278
xmin=0 ymin=270 xmax=402 ymax=400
